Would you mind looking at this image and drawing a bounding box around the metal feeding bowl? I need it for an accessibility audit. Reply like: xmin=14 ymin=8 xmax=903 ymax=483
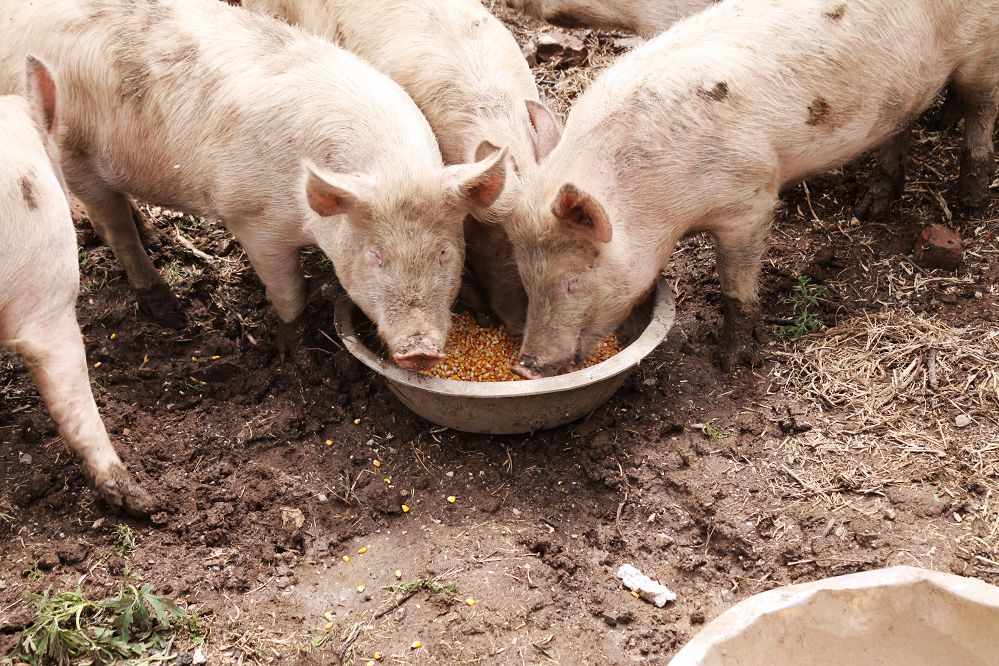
xmin=333 ymin=276 xmax=675 ymax=434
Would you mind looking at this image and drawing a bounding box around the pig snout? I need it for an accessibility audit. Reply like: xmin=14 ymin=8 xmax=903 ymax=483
xmin=512 ymin=354 xmax=571 ymax=379
xmin=389 ymin=334 xmax=446 ymax=371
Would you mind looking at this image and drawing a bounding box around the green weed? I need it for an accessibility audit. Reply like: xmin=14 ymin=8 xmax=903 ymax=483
xmin=109 ymin=524 xmax=137 ymax=557
xmin=777 ymin=276 xmax=828 ymax=338
xmin=6 ymin=583 xmax=190 ymax=666
xmin=384 ymin=578 xmax=458 ymax=598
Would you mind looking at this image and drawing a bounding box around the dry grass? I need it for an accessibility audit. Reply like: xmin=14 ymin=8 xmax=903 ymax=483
xmin=767 ymin=311 xmax=999 ymax=571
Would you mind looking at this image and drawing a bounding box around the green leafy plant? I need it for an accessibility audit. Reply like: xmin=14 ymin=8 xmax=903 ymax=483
xmin=21 ymin=560 xmax=42 ymax=582
xmin=7 ymin=584 xmax=190 ymax=666
xmin=777 ymin=276 xmax=828 ymax=338
xmin=702 ymin=420 xmax=726 ymax=440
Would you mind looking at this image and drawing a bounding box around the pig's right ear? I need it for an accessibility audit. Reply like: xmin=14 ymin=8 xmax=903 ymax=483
xmin=551 ymin=183 xmax=612 ymax=244
xmin=25 ymin=55 xmax=58 ymax=136
xmin=303 ymin=160 xmax=375 ymax=219
xmin=445 ymin=144 xmax=510 ymax=211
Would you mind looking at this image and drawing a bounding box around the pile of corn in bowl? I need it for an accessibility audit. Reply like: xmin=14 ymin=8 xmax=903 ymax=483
xmin=420 ymin=312 xmax=620 ymax=382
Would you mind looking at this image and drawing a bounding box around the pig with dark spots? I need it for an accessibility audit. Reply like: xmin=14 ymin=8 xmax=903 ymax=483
xmin=243 ymin=0 xmax=561 ymax=336
xmin=0 ymin=0 xmax=507 ymax=368
xmin=507 ymin=0 xmax=999 ymax=377
xmin=1 ymin=57 xmax=155 ymax=517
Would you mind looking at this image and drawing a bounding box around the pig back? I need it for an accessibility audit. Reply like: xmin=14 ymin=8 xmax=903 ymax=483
xmin=0 ymin=0 xmax=443 ymax=223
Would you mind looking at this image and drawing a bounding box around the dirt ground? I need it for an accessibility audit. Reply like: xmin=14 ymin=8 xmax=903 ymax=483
xmin=2 ymin=7 xmax=998 ymax=666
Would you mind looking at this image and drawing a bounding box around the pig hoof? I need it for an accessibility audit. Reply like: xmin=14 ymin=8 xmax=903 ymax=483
xmin=853 ymin=182 xmax=901 ymax=221
xmin=956 ymin=187 xmax=989 ymax=217
xmin=719 ymin=298 xmax=765 ymax=371
xmin=94 ymin=464 xmax=157 ymax=518
xmin=276 ymin=319 xmax=302 ymax=359
xmin=137 ymin=284 xmax=186 ymax=329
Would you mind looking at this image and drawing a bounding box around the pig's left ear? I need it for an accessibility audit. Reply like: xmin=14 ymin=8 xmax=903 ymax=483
xmin=25 ymin=55 xmax=58 ymax=137
xmin=446 ymin=144 xmax=510 ymax=211
xmin=303 ymin=160 xmax=376 ymax=220
xmin=551 ymin=183 xmax=612 ymax=244
xmin=526 ymin=100 xmax=560 ymax=163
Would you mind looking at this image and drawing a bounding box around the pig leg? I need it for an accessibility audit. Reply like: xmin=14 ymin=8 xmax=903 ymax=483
xmin=13 ymin=314 xmax=156 ymax=517
xmin=69 ymin=179 xmax=186 ymax=328
xmin=953 ymin=80 xmax=998 ymax=214
xmin=853 ymin=129 xmax=911 ymax=221
xmin=929 ymin=85 xmax=963 ymax=132
xmin=239 ymin=239 xmax=307 ymax=355
xmin=711 ymin=203 xmax=774 ymax=371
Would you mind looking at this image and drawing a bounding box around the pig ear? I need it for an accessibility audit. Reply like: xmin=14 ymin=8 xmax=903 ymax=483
xmin=526 ymin=100 xmax=560 ymax=163
xmin=303 ymin=160 xmax=375 ymax=219
xmin=24 ymin=55 xmax=58 ymax=136
xmin=551 ymin=183 xmax=612 ymax=244
xmin=447 ymin=144 xmax=509 ymax=210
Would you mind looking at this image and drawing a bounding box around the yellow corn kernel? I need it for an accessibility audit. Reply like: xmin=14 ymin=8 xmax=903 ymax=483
xmin=418 ymin=312 xmax=619 ymax=382
xmin=465 ymin=597 xmax=476 ymax=606
xmin=631 ymin=590 xmax=640 ymax=599
xmin=373 ymin=652 xmax=383 ymax=661
xmin=383 ymin=477 xmax=391 ymax=484
xmin=324 ymin=622 xmax=334 ymax=631
xmin=342 ymin=555 xmax=350 ymax=563
xmin=325 ymin=439 xmax=333 ymax=446
xmin=447 ymin=496 xmax=457 ymax=504
xmin=356 ymin=584 xmax=365 ymax=592
xmin=323 ymin=610 xmax=333 ymax=622
xmin=353 ymin=418 xmax=361 ymax=425
xmin=110 ymin=333 xmax=117 ymax=340
xmin=411 ymin=640 xmax=422 ymax=649
xmin=394 ymin=569 xmax=402 ymax=578
xmin=358 ymin=546 xmax=367 ymax=554
xmin=93 ymin=362 xmax=102 ymax=369
xmin=191 ymin=356 xmax=197 ymax=362
xmin=211 ymin=354 xmax=221 ymax=360
xmin=401 ymin=504 xmax=410 ymax=513
xmin=367 ymin=661 xmax=375 ymax=666
xmin=373 ymin=460 xmax=382 ymax=468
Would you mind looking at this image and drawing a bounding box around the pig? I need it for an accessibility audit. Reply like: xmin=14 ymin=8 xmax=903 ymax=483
xmin=506 ymin=0 xmax=712 ymax=38
xmin=506 ymin=0 xmax=999 ymax=377
xmin=242 ymin=0 xmax=562 ymax=335
xmin=1 ymin=57 xmax=155 ymax=516
xmin=0 ymin=0 xmax=507 ymax=370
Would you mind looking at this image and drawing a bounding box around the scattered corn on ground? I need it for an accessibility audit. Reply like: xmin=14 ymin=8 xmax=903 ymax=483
xmin=420 ymin=312 xmax=620 ymax=382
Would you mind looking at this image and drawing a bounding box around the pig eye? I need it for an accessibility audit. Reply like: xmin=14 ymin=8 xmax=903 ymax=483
xmin=366 ymin=249 xmax=383 ymax=266
xmin=438 ymin=246 xmax=452 ymax=266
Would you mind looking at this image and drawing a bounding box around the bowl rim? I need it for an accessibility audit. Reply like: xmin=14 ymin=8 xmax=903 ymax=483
xmin=333 ymin=276 xmax=675 ymax=398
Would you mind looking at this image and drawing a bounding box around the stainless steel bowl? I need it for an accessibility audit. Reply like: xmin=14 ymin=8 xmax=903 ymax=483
xmin=333 ymin=276 xmax=675 ymax=434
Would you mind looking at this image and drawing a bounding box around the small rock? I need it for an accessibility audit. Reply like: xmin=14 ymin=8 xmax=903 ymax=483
xmin=602 ymin=610 xmax=634 ymax=626
xmin=175 ymin=653 xmax=194 ymax=666
xmin=17 ymin=453 xmax=32 ymax=465
xmin=275 ymin=576 xmax=293 ymax=590
xmin=393 ymin=607 xmax=407 ymax=622
xmin=57 ymin=542 xmax=90 ymax=565
xmin=280 ymin=507 xmax=305 ymax=531
xmin=654 ymin=533 xmax=673 ymax=549
xmin=36 ymin=551 xmax=59 ymax=571
xmin=913 ymin=224 xmax=962 ymax=271
xmin=534 ymin=32 xmax=587 ymax=67
xmin=955 ymin=414 xmax=972 ymax=428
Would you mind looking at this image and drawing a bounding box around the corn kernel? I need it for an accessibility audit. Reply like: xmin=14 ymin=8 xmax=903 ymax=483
xmin=631 ymin=590 xmax=640 ymax=599
xmin=191 ymin=356 xmax=197 ymax=362
xmin=325 ymin=439 xmax=333 ymax=446
xmin=465 ymin=597 xmax=476 ymax=606
xmin=419 ymin=312 xmax=619 ymax=382
xmin=401 ymin=504 xmax=410 ymax=513
xmin=358 ymin=546 xmax=367 ymax=554
xmin=411 ymin=640 xmax=422 ymax=649
xmin=323 ymin=610 xmax=333 ymax=622
xmin=356 ymin=584 xmax=365 ymax=592
xmin=373 ymin=460 xmax=382 ymax=468
xmin=367 ymin=661 xmax=375 ymax=666
xmin=373 ymin=652 xmax=383 ymax=661
xmin=93 ymin=362 xmax=102 ymax=369
xmin=110 ymin=333 xmax=117 ymax=340
xmin=342 ymin=555 xmax=350 ymax=563
xmin=447 ymin=496 xmax=457 ymax=504
xmin=211 ymin=355 xmax=221 ymax=360
xmin=394 ymin=569 xmax=402 ymax=578
xmin=324 ymin=622 xmax=334 ymax=631
xmin=383 ymin=477 xmax=391 ymax=484
xmin=353 ymin=418 xmax=361 ymax=425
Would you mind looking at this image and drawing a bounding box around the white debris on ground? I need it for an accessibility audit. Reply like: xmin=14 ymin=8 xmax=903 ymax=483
xmin=617 ymin=564 xmax=677 ymax=607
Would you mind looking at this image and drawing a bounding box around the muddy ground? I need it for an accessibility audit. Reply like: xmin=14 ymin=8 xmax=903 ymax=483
xmin=2 ymin=8 xmax=998 ymax=666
